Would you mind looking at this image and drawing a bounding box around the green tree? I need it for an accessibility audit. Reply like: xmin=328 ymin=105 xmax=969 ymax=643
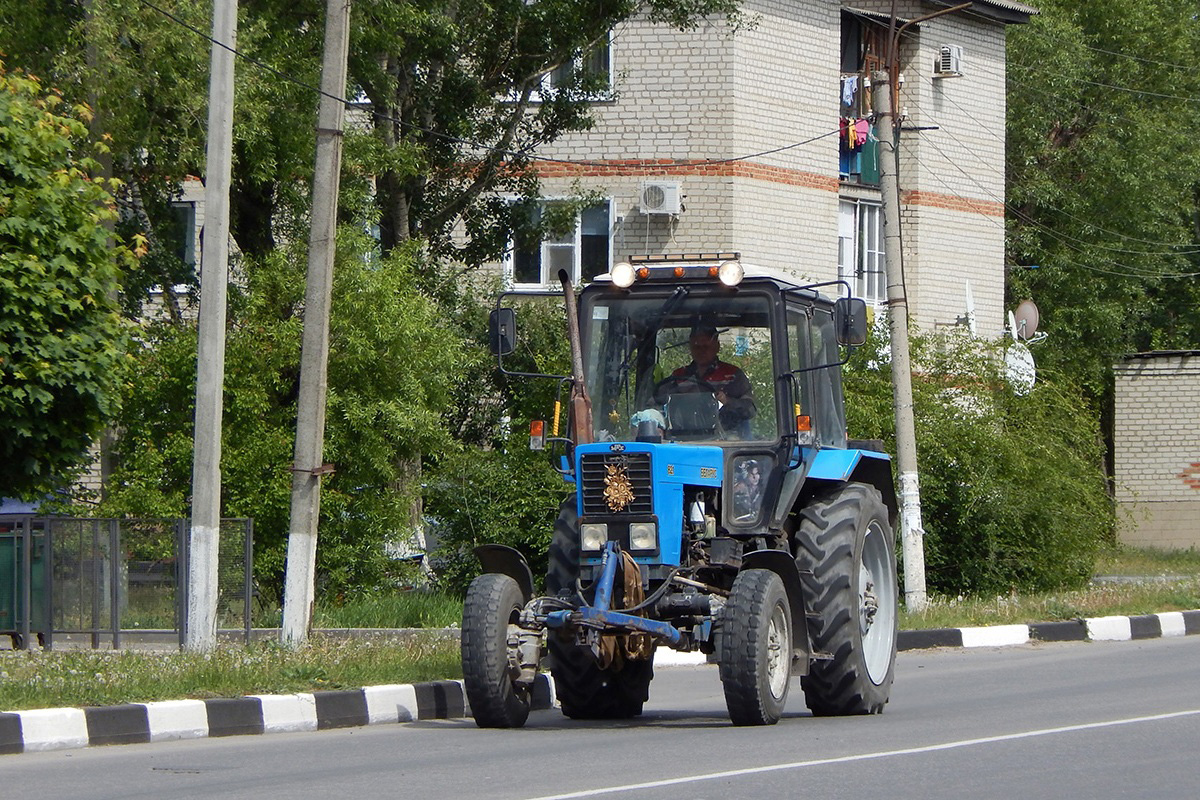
xmin=0 ymin=62 xmax=131 ymax=499
xmin=98 ymin=232 xmax=464 ymax=598
xmin=1006 ymin=0 xmax=1200 ymax=400
xmin=352 ymin=0 xmax=742 ymax=272
xmin=843 ymin=326 xmax=1112 ymax=595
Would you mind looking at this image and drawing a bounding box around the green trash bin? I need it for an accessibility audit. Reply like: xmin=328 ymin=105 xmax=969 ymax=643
xmin=0 ymin=524 xmax=49 ymax=648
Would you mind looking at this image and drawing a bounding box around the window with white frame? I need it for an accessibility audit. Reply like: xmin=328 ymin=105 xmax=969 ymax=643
xmin=837 ymin=198 xmax=885 ymax=303
xmin=508 ymin=200 xmax=612 ymax=287
xmin=538 ymin=35 xmax=612 ymax=100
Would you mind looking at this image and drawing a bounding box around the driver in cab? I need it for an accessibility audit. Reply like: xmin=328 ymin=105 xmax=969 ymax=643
xmin=653 ymin=324 xmax=756 ymax=435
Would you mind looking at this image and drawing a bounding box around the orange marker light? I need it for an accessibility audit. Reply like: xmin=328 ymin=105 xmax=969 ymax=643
xmin=529 ymin=419 xmax=546 ymax=451
xmin=796 ymin=415 xmax=812 ymax=432
xmin=674 ymin=266 xmax=685 ymax=277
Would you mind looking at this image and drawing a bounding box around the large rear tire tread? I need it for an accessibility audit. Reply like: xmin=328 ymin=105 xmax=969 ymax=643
xmin=719 ymin=568 xmax=791 ymax=726
xmin=795 ymin=483 xmax=898 ymax=716
xmin=545 ymin=495 xmax=654 ymax=719
xmin=548 ymin=639 xmax=654 ymax=719
xmin=461 ymin=573 xmax=531 ymax=728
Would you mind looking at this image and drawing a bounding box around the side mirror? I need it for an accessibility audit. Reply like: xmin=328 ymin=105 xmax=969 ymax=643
xmin=489 ymin=308 xmax=516 ymax=356
xmin=835 ymin=297 xmax=868 ymax=346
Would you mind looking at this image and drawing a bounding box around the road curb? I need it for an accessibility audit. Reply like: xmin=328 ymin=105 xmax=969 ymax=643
xmin=898 ymin=609 xmax=1200 ymax=651
xmin=0 ymin=674 xmax=553 ymax=756
xmin=3 ymin=609 xmax=1198 ymax=756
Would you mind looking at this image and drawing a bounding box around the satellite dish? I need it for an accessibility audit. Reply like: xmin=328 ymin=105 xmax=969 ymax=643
xmin=1013 ymin=299 xmax=1040 ymax=340
xmin=1005 ymin=342 xmax=1036 ymax=395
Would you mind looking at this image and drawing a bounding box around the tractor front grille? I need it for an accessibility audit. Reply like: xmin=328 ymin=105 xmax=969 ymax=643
xmin=580 ymin=452 xmax=654 ymax=516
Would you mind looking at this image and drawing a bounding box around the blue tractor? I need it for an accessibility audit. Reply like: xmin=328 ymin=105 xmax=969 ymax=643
xmin=462 ymin=254 xmax=898 ymax=727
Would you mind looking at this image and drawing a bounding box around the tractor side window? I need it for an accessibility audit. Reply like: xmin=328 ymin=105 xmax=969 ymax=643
xmin=788 ymin=306 xmax=847 ymax=448
xmin=810 ymin=310 xmax=848 ymax=448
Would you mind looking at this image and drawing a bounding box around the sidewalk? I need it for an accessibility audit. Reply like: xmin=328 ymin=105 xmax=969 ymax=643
xmin=3 ymin=609 xmax=1199 ymax=756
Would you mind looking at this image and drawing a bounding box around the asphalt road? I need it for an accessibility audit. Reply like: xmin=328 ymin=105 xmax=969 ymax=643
xmin=9 ymin=636 xmax=1200 ymax=800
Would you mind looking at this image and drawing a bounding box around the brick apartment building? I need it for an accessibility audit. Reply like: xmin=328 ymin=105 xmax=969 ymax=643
xmin=504 ymin=0 xmax=1035 ymax=338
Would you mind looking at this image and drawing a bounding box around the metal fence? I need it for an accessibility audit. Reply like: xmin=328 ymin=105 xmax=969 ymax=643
xmin=0 ymin=516 xmax=252 ymax=650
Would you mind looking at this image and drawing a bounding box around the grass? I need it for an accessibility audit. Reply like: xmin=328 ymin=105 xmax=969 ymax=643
xmin=312 ymin=590 xmax=462 ymax=629
xmin=2 ymin=547 xmax=1197 ymax=713
xmin=901 ymin=545 xmax=1200 ymax=630
xmin=0 ymin=632 xmax=461 ymax=712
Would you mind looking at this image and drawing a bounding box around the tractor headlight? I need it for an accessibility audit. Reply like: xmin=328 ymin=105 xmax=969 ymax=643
xmin=610 ymin=261 xmax=636 ymax=288
xmin=717 ymin=259 xmax=744 ymax=287
xmin=629 ymin=522 xmax=657 ymax=552
xmin=580 ymin=523 xmax=608 ymax=553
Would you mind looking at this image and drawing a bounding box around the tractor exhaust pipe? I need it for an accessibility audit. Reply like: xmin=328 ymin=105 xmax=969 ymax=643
xmin=559 ymin=270 xmax=593 ymax=446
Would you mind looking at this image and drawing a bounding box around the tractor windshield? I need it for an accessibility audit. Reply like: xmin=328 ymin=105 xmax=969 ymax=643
xmin=582 ymin=291 xmax=778 ymax=444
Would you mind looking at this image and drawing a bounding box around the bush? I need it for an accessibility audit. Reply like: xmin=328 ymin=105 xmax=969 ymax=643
xmin=843 ymin=325 xmax=1112 ymax=595
xmin=424 ymin=442 xmax=572 ymax=596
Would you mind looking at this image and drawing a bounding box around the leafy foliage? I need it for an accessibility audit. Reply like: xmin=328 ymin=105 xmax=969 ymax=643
xmin=98 ymin=232 xmax=464 ymax=599
xmin=0 ymin=63 xmax=131 ymax=499
xmin=352 ymin=0 xmax=743 ymax=269
xmin=1006 ymin=1 xmax=1200 ymax=399
xmin=843 ymin=325 xmax=1112 ymax=595
xmin=424 ymin=441 xmax=572 ymax=595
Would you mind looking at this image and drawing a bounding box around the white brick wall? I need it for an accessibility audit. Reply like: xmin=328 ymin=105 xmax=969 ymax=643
xmin=1113 ymin=353 xmax=1200 ymax=549
xmin=489 ymin=0 xmax=1017 ymax=330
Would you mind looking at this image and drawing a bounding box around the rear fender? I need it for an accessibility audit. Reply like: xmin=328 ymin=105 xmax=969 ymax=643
xmin=473 ymin=544 xmax=535 ymax=602
xmin=740 ymin=549 xmax=811 ymax=676
xmin=778 ymin=448 xmax=897 ymax=524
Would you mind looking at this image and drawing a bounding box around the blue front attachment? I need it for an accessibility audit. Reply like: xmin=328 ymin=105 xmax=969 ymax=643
xmin=574 ymin=440 xmax=723 ymax=567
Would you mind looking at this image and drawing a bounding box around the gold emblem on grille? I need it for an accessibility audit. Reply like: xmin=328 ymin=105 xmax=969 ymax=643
xmin=603 ymin=464 xmax=635 ymax=511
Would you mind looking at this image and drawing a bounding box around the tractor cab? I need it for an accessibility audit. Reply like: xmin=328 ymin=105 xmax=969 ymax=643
xmin=576 ymin=254 xmax=864 ymax=533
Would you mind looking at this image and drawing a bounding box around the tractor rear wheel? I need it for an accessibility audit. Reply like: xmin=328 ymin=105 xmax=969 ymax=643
xmin=548 ymin=640 xmax=654 ymax=719
xmin=461 ymin=573 xmax=531 ymax=728
xmin=794 ymin=483 xmax=898 ymax=715
xmin=545 ymin=495 xmax=654 ymax=719
xmin=719 ymin=568 xmax=792 ymax=725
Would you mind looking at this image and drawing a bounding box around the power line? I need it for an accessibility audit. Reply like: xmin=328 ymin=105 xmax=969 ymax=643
xmin=136 ymin=0 xmax=838 ymax=170
xmin=902 ymin=103 xmax=1200 ymax=257
xmin=909 ymin=141 xmax=1200 ymax=279
xmin=1018 ymin=21 xmax=1196 ymax=72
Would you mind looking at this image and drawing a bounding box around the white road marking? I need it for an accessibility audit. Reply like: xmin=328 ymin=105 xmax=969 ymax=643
xmin=522 ymin=709 xmax=1200 ymax=800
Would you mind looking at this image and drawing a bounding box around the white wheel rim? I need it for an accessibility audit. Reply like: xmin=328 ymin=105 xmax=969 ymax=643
xmin=766 ymin=601 xmax=789 ymax=700
xmin=860 ymin=521 xmax=897 ymax=684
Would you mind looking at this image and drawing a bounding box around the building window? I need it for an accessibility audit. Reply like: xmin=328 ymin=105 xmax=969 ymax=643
xmin=169 ymin=201 xmax=197 ymax=266
xmin=838 ymin=199 xmax=885 ymax=303
xmin=509 ymin=200 xmax=611 ymax=287
xmin=839 ymin=11 xmax=886 ymax=185
xmin=540 ymin=35 xmax=612 ymax=100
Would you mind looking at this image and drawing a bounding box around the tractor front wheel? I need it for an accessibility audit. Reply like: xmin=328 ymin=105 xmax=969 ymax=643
xmin=461 ymin=573 xmax=531 ymax=728
xmin=719 ymin=568 xmax=792 ymax=725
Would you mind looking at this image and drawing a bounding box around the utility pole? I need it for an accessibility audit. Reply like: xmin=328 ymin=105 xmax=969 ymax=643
xmin=874 ymin=2 xmax=970 ymax=613
xmin=186 ymin=0 xmax=238 ymax=652
xmin=871 ymin=72 xmax=926 ymax=612
xmin=281 ymin=0 xmax=352 ymax=646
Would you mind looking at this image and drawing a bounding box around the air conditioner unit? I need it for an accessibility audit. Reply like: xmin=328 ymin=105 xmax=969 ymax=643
xmin=639 ymin=181 xmax=682 ymax=215
xmin=934 ymin=44 xmax=964 ymax=77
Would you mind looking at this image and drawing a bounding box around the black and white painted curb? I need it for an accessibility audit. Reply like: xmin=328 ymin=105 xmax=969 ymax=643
xmin=653 ymin=609 xmax=1200 ymax=665
xmin=3 ymin=609 xmax=1198 ymax=756
xmin=0 ymin=675 xmax=552 ymax=756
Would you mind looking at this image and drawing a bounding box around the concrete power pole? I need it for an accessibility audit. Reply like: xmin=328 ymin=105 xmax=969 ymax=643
xmin=281 ymin=0 xmax=352 ymax=646
xmin=186 ymin=0 xmax=238 ymax=652
xmin=870 ymin=71 xmax=928 ymax=612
